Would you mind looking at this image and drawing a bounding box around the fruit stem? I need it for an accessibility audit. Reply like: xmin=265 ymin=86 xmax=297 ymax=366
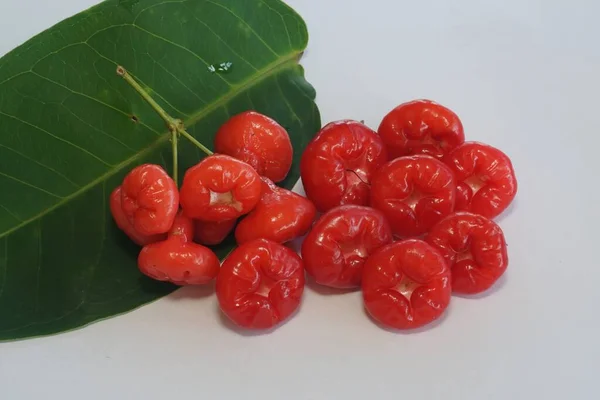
xmin=174 ymin=120 xmax=214 ymax=156
xmin=171 ymin=126 xmax=178 ymax=186
xmin=116 ymin=66 xmax=174 ymax=127
xmin=116 ymin=65 xmax=213 ymax=157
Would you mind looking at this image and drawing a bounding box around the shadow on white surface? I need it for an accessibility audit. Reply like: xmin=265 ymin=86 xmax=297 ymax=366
xmin=363 ymin=302 xmax=453 ymax=335
xmin=166 ymin=282 xmax=216 ymax=300
xmin=453 ymin=273 xmax=508 ymax=300
xmin=495 ymin=198 xmax=519 ymax=225
xmin=216 ymin=301 xmax=303 ymax=337
xmin=305 ymin=276 xmax=359 ymax=296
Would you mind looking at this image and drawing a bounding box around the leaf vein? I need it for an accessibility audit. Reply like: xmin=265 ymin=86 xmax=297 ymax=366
xmin=245 ymin=91 xmax=257 ymax=109
xmin=0 ymin=109 xmax=113 ymax=168
xmin=186 ymin=7 xmax=259 ymax=72
xmin=258 ymin=0 xmax=292 ymax=48
xmin=92 ymin=59 xmax=129 ymax=105
xmin=148 ymin=54 xmax=207 ymax=105
xmin=30 ymin=70 xmax=137 ymax=131
xmin=82 ymin=181 xmax=107 ymax=304
xmin=275 ymin=77 xmax=302 ymax=127
xmin=0 ymin=143 xmax=81 ymax=189
xmin=132 ymin=0 xmax=186 ymax=25
xmin=0 ymin=71 xmax=30 ymax=88
xmin=203 ymin=0 xmax=280 ymax=57
xmin=0 ymin=171 xmax=65 ymax=199
xmin=58 ymin=103 xmax=138 ymax=153
xmin=128 ymin=69 xmax=190 ymax=118
xmin=0 ymin=204 xmax=21 ymax=223
xmin=131 ymin=24 xmax=233 ymax=87
xmin=184 ymin=53 xmax=300 ymax=128
xmin=0 ymin=56 xmax=301 ymax=244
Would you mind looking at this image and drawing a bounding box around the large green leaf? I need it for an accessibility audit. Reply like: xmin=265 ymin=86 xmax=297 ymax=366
xmin=0 ymin=0 xmax=320 ymax=341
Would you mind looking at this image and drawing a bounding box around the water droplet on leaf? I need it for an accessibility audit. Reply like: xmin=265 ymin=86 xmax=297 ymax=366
xmin=208 ymin=62 xmax=233 ymax=74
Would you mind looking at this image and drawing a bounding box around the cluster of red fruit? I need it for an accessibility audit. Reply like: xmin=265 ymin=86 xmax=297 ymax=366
xmin=109 ymin=99 xmax=517 ymax=332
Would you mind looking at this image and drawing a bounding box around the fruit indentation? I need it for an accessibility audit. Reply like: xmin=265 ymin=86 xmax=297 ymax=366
xmin=455 ymin=248 xmax=474 ymax=263
xmin=256 ymin=275 xmax=277 ymax=298
xmin=209 ymin=190 xmax=243 ymax=211
xmin=463 ymin=174 xmax=485 ymax=195
xmin=340 ymin=240 xmax=368 ymax=264
xmin=394 ymin=275 xmax=421 ymax=300
xmin=405 ymin=188 xmax=426 ymax=209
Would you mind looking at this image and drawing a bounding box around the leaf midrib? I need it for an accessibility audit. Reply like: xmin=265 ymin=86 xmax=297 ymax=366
xmin=0 ymin=51 xmax=303 ymax=240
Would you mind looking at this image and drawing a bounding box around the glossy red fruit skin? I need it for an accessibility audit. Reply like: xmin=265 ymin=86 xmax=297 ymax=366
xmin=194 ymin=219 xmax=236 ymax=246
xmin=426 ymin=212 xmax=508 ymax=294
xmin=109 ymin=186 xmax=166 ymax=246
xmin=362 ymin=239 xmax=451 ymax=330
xmin=301 ymin=205 xmax=393 ymax=289
xmin=300 ymin=120 xmax=389 ymax=212
xmin=214 ymin=111 xmax=293 ymax=183
xmin=138 ymin=213 xmax=221 ymax=285
xmin=216 ymin=238 xmax=305 ymax=330
xmin=120 ymin=164 xmax=179 ymax=235
xmin=180 ymin=154 xmax=262 ymax=222
xmin=370 ymin=155 xmax=456 ymax=238
xmin=377 ymin=99 xmax=465 ymax=160
xmin=443 ymin=141 xmax=517 ymax=219
xmin=235 ymin=177 xmax=317 ymax=245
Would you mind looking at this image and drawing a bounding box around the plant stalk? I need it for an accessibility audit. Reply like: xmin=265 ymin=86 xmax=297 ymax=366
xmin=116 ymin=66 xmax=213 ymax=157
xmin=171 ymin=126 xmax=178 ymax=186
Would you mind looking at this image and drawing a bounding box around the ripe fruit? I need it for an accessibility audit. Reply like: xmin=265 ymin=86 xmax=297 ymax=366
xmin=138 ymin=213 xmax=221 ymax=285
xmin=443 ymin=141 xmax=517 ymax=219
xmin=378 ymin=99 xmax=465 ymax=160
xmin=119 ymin=164 xmax=179 ymax=235
xmin=301 ymin=205 xmax=393 ymax=288
xmin=214 ymin=111 xmax=293 ymax=183
xmin=426 ymin=212 xmax=508 ymax=294
xmin=300 ymin=120 xmax=388 ymax=212
xmin=105 ymin=96 xmax=517 ymax=335
xmin=370 ymin=155 xmax=456 ymax=237
xmin=109 ymin=186 xmax=166 ymax=246
xmin=180 ymin=154 xmax=262 ymax=222
xmin=194 ymin=219 xmax=236 ymax=246
xmin=216 ymin=238 xmax=305 ymax=330
xmin=362 ymin=239 xmax=451 ymax=330
xmin=235 ymin=177 xmax=316 ymax=244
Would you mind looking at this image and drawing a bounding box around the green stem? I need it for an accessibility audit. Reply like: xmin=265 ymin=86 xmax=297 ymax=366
xmin=175 ymin=121 xmax=213 ymax=156
xmin=116 ymin=65 xmax=213 ymax=157
xmin=116 ymin=66 xmax=175 ymax=126
xmin=171 ymin=126 xmax=178 ymax=186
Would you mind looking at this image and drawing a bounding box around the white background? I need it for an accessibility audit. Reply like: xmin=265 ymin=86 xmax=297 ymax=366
xmin=1 ymin=0 xmax=599 ymax=399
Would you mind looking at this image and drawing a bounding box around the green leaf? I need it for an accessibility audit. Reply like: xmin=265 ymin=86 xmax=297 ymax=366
xmin=0 ymin=0 xmax=320 ymax=341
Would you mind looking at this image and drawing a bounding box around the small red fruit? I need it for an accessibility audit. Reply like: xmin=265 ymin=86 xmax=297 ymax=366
xmin=109 ymin=186 xmax=166 ymax=246
xmin=443 ymin=141 xmax=517 ymax=219
xmin=300 ymin=120 xmax=389 ymax=212
xmin=362 ymin=239 xmax=451 ymax=330
xmin=214 ymin=111 xmax=293 ymax=183
xmin=235 ymin=177 xmax=317 ymax=245
xmin=120 ymin=164 xmax=179 ymax=235
xmin=378 ymin=99 xmax=465 ymax=160
xmin=301 ymin=205 xmax=393 ymax=288
xmin=370 ymin=155 xmax=456 ymax=238
xmin=426 ymin=212 xmax=508 ymax=294
xmin=180 ymin=154 xmax=262 ymax=222
xmin=138 ymin=213 xmax=221 ymax=285
xmin=216 ymin=238 xmax=305 ymax=330
xmin=194 ymin=219 xmax=236 ymax=246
